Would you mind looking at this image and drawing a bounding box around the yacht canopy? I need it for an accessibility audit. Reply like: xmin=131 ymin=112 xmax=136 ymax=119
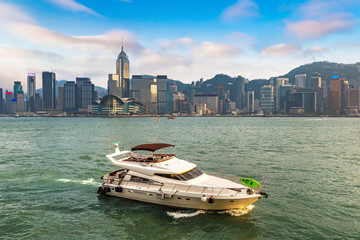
xmin=131 ymin=143 xmax=175 ymax=152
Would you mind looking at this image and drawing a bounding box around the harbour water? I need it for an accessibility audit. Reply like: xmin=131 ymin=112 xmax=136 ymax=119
xmin=0 ymin=117 xmax=359 ymax=239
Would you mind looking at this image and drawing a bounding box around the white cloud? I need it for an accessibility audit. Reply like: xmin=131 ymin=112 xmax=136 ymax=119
xmin=286 ymin=13 xmax=355 ymax=40
xmin=261 ymin=43 xmax=301 ymax=56
xmin=286 ymin=0 xmax=357 ymax=39
xmin=221 ymin=0 xmax=259 ymax=22
xmin=47 ymin=0 xmax=99 ymax=16
xmin=191 ymin=42 xmax=241 ymax=59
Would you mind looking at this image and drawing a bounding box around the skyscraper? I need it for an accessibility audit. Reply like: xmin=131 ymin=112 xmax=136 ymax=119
xmin=27 ymin=73 xmax=36 ymax=112
xmin=0 ymin=88 xmax=3 ymax=114
xmin=58 ymin=86 xmax=64 ymax=113
xmin=234 ymin=76 xmax=245 ymax=110
xmin=116 ymin=46 xmax=130 ymax=97
xmin=295 ymin=74 xmax=307 ymax=88
xmin=76 ymin=77 xmax=94 ymax=111
xmin=13 ymin=81 xmax=23 ymax=99
xmin=5 ymin=91 xmax=13 ymax=113
xmin=330 ymin=76 xmax=341 ymax=114
xmin=64 ymin=81 xmax=77 ymax=113
xmin=131 ymin=75 xmax=171 ymax=114
xmin=42 ymin=71 xmax=56 ymax=110
xmin=260 ymin=85 xmax=274 ymax=114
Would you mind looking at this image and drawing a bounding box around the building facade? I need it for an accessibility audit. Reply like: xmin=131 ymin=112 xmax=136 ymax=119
xmin=260 ymin=85 xmax=274 ymax=114
xmin=42 ymin=71 xmax=56 ymax=110
xmin=330 ymin=76 xmax=341 ymax=114
xmin=27 ymin=73 xmax=36 ymax=112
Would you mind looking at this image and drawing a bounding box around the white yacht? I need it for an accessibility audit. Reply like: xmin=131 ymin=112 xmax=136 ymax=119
xmin=98 ymin=143 xmax=268 ymax=210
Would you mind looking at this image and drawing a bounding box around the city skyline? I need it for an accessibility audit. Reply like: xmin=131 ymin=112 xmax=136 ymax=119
xmin=1 ymin=0 xmax=360 ymax=90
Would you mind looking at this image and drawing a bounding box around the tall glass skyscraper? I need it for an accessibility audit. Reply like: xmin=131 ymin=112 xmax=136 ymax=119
xmin=42 ymin=71 xmax=56 ymax=110
xmin=13 ymin=81 xmax=23 ymax=99
xmin=27 ymin=73 xmax=36 ymax=112
xmin=116 ymin=46 xmax=130 ymax=98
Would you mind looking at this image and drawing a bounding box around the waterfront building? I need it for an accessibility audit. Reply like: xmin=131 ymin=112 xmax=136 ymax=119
xmin=293 ymin=92 xmax=316 ymax=113
xmin=330 ymin=76 xmax=341 ymax=114
xmin=64 ymin=81 xmax=77 ymax=113
xmin=245 ymin=90 xmax=255 ymax=113
xmin=347 ymin=88 xmax=360 ymax=113
xmin=295 ymin=74 xmax=307 ymax=88
xmin=13 ymin=81 xmax=23 ymax=99
xmin=217 ymin=86 xmax=225 ymax=114
xmin=274 ymin=78 xmax=289 ymax=112
xmin=0 ymin=88 xmax=3 ymax=114
xmin=156 ymin=75 xmax=171 ymax=114
xmin=76 ymin=77 xmax=94 ymax=112
xmin=309 ymin=74 xmax=321 ymax=89
xmin=260 ymin=85 xmax=274 ymax=114
xmin=42 ymin=71 xmax=56 ymax=110
xmin=341 ymin=78 xmax=349 ymax=113
xmin=35 ymin=93 xmax=41 ymax=111
xmin=88 ymin=95 xmax=145 ymax=115
xmin=16 ymin=92 xmax=25 ymax=113
xmin=58 ymin=86 xmax=64 ymax=113
xmin=172 ymin=91 xmax=185 ymax=113
xmin=108 ymin=74 xmax=121 ymax=97
xmin=116 ymin=47 xmax=130 ymax=97
xmin=131 ymin=75 xmax=171 ymax=114
xmin=27 ymin=73 xmax=36 ymax=112
xmin=193 ymin=94 xmax=218 ymax=114
xmin=232 ymin=76 xmax=245 ymax=110
xmin=279 ymin=85 xmax=293 ymax=113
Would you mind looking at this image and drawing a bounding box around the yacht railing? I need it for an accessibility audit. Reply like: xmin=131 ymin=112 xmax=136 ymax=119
xmin=102 ymin=176 xmax=258 ymax=196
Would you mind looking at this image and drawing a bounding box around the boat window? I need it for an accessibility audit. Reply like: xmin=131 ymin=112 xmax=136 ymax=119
xmin=154 ymin=168 xmax=203 ymax=181
xmin=130 ymin=176 xmax=150 ymax=183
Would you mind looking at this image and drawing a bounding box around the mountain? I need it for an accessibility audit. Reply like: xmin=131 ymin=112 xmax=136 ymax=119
xmin=281 ymin=61 xmax=360 ymax=86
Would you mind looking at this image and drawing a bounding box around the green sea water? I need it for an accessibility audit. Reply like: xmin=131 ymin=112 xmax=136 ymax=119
xmin=0 ymin=117 xmax=359 ymax=239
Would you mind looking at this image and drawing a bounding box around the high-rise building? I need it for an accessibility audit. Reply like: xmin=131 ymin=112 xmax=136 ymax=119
xmin=309 ymin=74 xmax=321 ymax=89
xmin=295 ymin=74 xmax=307 ymax=88
xmin=233 ymin=76 xmax=245 ymax=110
xmin=27 ymin=73 xmax=36 ymax=112
xmin=76 ymin=77 xmax=94 ymax=111
xmin=64 ymin=81 xmax=77 ymax=113
xmin=193 ymin=95 xmax=219 ymax=114
xmin=260 ymin=85 xmax=274 ymax=114
xmin=42 ymin=71 xmax=56 ymax=110
xmin=330 ymin=76 xmax=341 ymax=114
xmin=16 ymin=92 xmax=25 ymax=113
xmin=108 ymin=74 xmax=121 ymax=97
xmin=245 ymin=90 xmax=255 ymax=113
xmin=13 ymin=81 xmax=23 ymax=99
xmin=0 ymin=88 xmax=3 ymax=114
xmin=116 ymin=46 xmax=130 ymax=97
xmin=347 ymin=88 xmax=360 ymax=111
xmin=58 ymin=86 xmax=64 ymax=113
xmin=131 ymin=75 xmax=171 ymax=114
xmin=274 ymin=77 xmax=289 ymax=112
xmin=341 ymin=78 xmax=349 ymax=112
xmin=5 ymin=91 xmax=13 ymax=113
xmin=156 ymin=75 xmax=170 ymax=114
xmin=34 ymin=93 xmax=41 ymax=111
xmin=279 ymin=85 xmax=293 ymax=113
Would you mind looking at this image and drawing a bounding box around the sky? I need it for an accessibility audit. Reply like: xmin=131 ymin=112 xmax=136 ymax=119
xmin=1 ymin=0 xmax=360 ymax=90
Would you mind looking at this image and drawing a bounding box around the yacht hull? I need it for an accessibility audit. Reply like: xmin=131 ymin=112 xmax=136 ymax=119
xmin=101 ymin=184 xmax=260 ymax=210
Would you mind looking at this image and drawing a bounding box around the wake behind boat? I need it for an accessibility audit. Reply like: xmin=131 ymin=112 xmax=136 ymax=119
xmin=98 ymin=143 xmax=268 ymax=210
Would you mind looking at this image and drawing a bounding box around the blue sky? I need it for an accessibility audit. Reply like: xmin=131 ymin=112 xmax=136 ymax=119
xmin=1 ymin=0 xmax=360 ymax=89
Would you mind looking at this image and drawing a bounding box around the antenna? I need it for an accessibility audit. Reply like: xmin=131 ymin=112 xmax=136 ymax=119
xmin=121 ymin=37 xmax=123 ymax=51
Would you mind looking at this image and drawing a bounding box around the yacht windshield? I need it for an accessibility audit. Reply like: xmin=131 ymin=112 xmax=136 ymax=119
xmin=155 ymin=167 xmax=203 ymax=181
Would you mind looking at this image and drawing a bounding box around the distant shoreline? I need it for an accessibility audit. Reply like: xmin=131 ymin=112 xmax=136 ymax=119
xmin=1 ymin=114 xmax=360 ymax=118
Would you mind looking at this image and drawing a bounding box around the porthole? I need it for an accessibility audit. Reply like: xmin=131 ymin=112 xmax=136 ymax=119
xmin=186 ymin=198 xmax=191 ymax=200
xmin=177 ymin=197 xmax=182 ymax=200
